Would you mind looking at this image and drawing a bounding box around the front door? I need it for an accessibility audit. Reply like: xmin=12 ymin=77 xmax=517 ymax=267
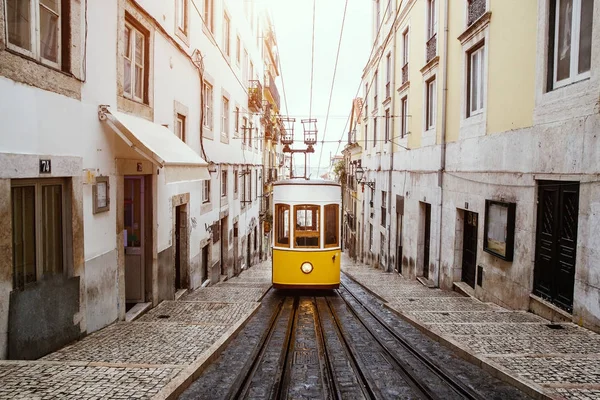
xmin=396 ymin=196 xmax=404 ymax=274
xmin=533 ymin=181 xmax=579 ymax=313
xmin=175 ymin=205 xmax=187 ymax=290
xmin=125 ymin=176 xmax=144 ymax=303
xmin=462 ymin=211 xmax=478 ymax=288
xmin=423 ymin=203 xmax=431 ymax=279
xmin=220 ymin=217 xmax=227 ymax=276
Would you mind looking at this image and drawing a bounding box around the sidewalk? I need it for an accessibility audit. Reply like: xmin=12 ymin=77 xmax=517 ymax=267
xmin=341 ymin=255 xmax=600 ymax=400
xmin=0 ymin=261 xmax=272 ymax=400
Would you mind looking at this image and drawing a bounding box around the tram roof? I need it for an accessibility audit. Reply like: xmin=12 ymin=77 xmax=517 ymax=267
xmin=272 ymin=178 xmax=341 ymax=187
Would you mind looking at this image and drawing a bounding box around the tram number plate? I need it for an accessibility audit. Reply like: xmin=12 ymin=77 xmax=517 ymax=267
xmin=293 ymin=350 xmax=318 ymax=365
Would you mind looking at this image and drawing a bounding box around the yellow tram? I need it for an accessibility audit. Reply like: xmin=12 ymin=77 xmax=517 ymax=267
xmin=272 ymin=179 xmax=342 ymax=289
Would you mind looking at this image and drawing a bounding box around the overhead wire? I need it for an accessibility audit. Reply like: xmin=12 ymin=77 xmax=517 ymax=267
xmin=315 ymin=0 xmax=349 ymax=180
xmin=327 ymin=0 xmax=404 ymax=176
xmin=304 ymin=0 xmax=317 ymax=177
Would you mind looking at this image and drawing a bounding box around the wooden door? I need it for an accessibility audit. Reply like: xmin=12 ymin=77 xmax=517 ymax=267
xmin=462 ymin=211 xmax=478 ymax=288
xmin=423 ymin=203 xmax=431 ymax=279
xmin=534 ymin=181 xmax=579 ymax=313
xmin=125 ymin=176 xmax=144 ymax=303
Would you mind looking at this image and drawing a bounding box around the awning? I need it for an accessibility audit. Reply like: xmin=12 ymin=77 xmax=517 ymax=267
xmin=99 ymin=106 xmax=210 ymax=183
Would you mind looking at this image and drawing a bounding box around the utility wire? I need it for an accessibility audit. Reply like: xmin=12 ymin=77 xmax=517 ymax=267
xmin=316 ymin=0 xmax=349 ymax=181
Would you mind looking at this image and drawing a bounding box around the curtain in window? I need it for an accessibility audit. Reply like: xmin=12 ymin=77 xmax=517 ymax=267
xmin=7 ymin=0 xmax=32 ymax=50
xmin=39 ymin=0 xmax=60 ymax=63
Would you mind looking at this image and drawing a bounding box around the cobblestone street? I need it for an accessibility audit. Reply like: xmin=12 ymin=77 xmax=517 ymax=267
xmin=342 ymin=255 xmax=600 ymax=400
xmin=0 ymin=262 xmax=272 ymax=400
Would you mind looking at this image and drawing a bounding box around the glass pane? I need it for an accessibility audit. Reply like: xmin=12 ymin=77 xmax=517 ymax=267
xmin=40 ymin=4 xmax=60 ymax=63
xmin=578 ymin=0 xmax=593 ymax=73
xmin=40 ymin=0 xmax=59 ymax=12
xmin=276 ymin=205 xmax=289 ymax=245
xmin=12 ymin=186 xmax=36 ymax=288
xmin=177 ymin=0 xmax=184 ymax=29
xmin=325 ymin=205 xmax=338 ymax=246
xmin=479 ymin=47 xmax=485 ymax=109
xmin=135 ymin=32 xmax=144 ymax=66
xmin=471 ymin=52 xmax=479 ymax=112
xmin=124 ymin=59 xmax=132 ymax=95
xmin=135 ymin=66 xmax=143 ymax=99
xmin=124 ymin=178 xmax=142 ymax=247
xmin=557 ymin=0 xmax=573 ymax=81
xmin=124 ymin=26 xmax=131 ymax=57
xmin=7 ymin=0 xmax=32 ymax=50
xmin=42 ymin=185 xmax=63 ymax=276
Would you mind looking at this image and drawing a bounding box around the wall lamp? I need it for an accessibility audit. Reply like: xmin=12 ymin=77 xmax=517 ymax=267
xmin=355 ymin=165 xmax=375 ymax=191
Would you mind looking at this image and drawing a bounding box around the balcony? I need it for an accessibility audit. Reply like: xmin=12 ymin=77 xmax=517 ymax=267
xmin=248 ymin=80 xmax=263 ymax=112
xmin=426 ymin=34 xmax=437 ymax=63
xmin=467 ymin=0 xmax=486 ymax=26
xmin=402 ymin=63 xmax=409 ymax=84
xmin=265 ymin=73 xmax=280 ymax=111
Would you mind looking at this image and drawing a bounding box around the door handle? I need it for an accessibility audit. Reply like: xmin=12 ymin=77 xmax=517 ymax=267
xmin=332 ymin=254 xmax=336 ymax=262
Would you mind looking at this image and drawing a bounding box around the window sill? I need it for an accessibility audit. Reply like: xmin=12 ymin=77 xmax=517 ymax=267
xmin=175 ymin=29 xmax=190 ymax=47
xmin=420 ymin=55 xmax=439 ymax=75
xmin=118 ymin=96 xmax=153 ymax=121
xmin=458 ymin=11 xmax=491 ymax=45
xmin=397 ymin=80 xmax=410 ymax=95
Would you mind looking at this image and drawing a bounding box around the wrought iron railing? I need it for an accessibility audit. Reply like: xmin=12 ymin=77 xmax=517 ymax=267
xmin=467 ymin=0 xmax=486 ymax=26
xmin=426 ymin=34 xmax=437 ymax=63
xmin=402 ymin=63 xmax=409 ymax=84
xmin=248 ymin=80 xmax=263 ymax=111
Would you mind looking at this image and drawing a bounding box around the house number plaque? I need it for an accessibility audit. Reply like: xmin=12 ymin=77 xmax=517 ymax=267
xmin=39 ymin=159 xmax=51 ymax=173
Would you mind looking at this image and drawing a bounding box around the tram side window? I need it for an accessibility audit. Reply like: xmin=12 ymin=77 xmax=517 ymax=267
xmin=275 ymin=204 xmax=290 ymax=246
xmin=324 ymin=204 xmax=339 ymax=247
xmin=294 ymin=205 xmax=320 ymax=248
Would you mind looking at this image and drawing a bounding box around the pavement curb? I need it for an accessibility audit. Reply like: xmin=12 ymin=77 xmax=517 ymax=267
xmin=342 ymin=270 xmax=559 ymax=400
xmin=152 ymin=302 xmax=261 ymax=400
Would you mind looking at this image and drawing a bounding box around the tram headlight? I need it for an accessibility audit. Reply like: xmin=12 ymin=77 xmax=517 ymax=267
xmin=300 ymin=262 xmax=313 ymax=274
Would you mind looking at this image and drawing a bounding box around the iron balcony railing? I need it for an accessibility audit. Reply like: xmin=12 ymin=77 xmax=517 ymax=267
xmin=402 ymin=63 xmax=409 ymax=84
xmin=467 ymin=0 xmax=486 ymax=26
xmin=426 ymin=34 xmax=437 ymax=63
xmin=248 ymin=80 xmax=263 ymax=112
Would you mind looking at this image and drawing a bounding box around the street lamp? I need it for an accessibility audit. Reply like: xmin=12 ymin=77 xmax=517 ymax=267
xmin=355 ymin=165 xmax=375 ymax=191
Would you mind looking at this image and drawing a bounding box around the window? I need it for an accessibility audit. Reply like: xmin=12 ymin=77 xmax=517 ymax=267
xmin=401 ymin=96 xmax=408 ymax=138
xmin=124 ymin=20 xmax=148 ymax=102
xmin=203 ymin=81 xmax=213 ymax=129
xmin=223 ymin=13 xmax=230 ymax=57
xmin=364 ymin=124 xmax=368 ymax=148
xmin=255 ymin=170 xmax=258 ymax=199
xmin=221 ymin=96 xmax=229 ymax=138
xmin=375 ymin=0 xmax=381 ymax=33
xmin=236 ymin=35 xmax=241 ymax=65
xmin=551 ymin=0 xmax=593 ymax=89
xmin=241 ymin=171 xmax=246 ymax=207
xmin=176 ymin=113 xmax=186 ymax=142
xmin=204 ymin=0 xmax=213 ymax=32
xmin=369 ymin=223 xmax=373 ymax=251
xmin=242 ymin=116 xmax=248 ymax=146
xmin=467 ymin=44 xmax=485 ymax=117
xmin=384 ymin=109 xmax=390 ymax=143
xmin=202 ymin=180 xmax=211 ymax=203
xmin=381 ymin=191 xmax=387 ymax=226
xmin=12 ymin=179 xmax=68 ymax=290
xmin=234 ymin=106 xmax=240 ymax=135
xmin=426 ymin=76 xmax=436 ymax=129
xmin=380 ymin=233 xmax=385 ymax=259
xmin=373 ymin=118 xmax=377 ymax=148
xmin=403 ymin=29 xmax=410 ymax=65
xmin=373 ymin=70 xmax=379 ymax=107
xmin=325 ymin=204 xmax=339 ymax=247
xmin=234 ymin=170 xmax=238 ymax=194
xmin=243 ymin=49 xmax=249 ymax=84
xmin=427 ymin=0 xmax=436 ymax=39
xmin=176 ymin=0 xmax=188 ymax=36
xmin=275 ymin=204 xmax=290 ymax=247
xmin=385 ymin=53 xmax=391 ymax=99
xmin=294 ymin=205 xmax=320 ymax=248
xmin=221 ymin=170 xmax=227 ymax=197
xmin=6 ymin=0 xmax=66 ymax=68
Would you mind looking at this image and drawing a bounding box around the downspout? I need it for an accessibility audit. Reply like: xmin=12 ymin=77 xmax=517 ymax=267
xmin=437 ymin=0 xmax=449 ymax=288
xmin=387 ymin=13 xmax=397 ymax=273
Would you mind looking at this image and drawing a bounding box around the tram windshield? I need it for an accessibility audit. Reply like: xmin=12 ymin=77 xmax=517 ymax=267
xmin=275 ymin=204 xmax=290 ymax=247
xmin=294 ymin=205 xmax=320 ymax=248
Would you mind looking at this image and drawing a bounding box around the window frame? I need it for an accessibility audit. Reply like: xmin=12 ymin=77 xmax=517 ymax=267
xmin=401 ymin=96 xmax=408 ymax=138
xmin=293 ymin=204 xmax=321 ymax=248
xmin=384 ymin=108 xmax=390 ymax=143
xmin=233 ymin=169 xmax=238 ymax=195
xmin=203 ymin=81 xmax=213 ymax=129
xmin=176 ymin=113 xmax=186 ymax=142
xmin=223 ymin=12 xmax=231 ymax=57
xmin=5 ymin=0 xmax=63 ymax=69
xmin=324 ymin=204 xmax=339 ymax=248
xmin=175 ymin=0 xmax=188 ymax=38
xmin=385 ymin=52 xmax=391 ymax=99
xmin=123 ymin=19 xmax=148 ymax=103
xmin=221 ymin=96 xmax=229 ymax=138
xmin=427 ymin=0 xmax=436 ymax=40
xmin=221 ymin=170 xmax=227 ymax=197
xmin=236 ymin=35 xmax=241 ymax=65
xmin=551 ymin=0 xmax=593 ymax=89
xmin=372 ymin=118 xmax=377 ymax=148
xmin=373 ymin=70 xmax=379 ymax=108
xmin=381 ymin=191 xmax=387 ymax=226
xmin=203 ymin=0 xmax=213 ymax=33
xmin=426 ymin=76 xmax=436 ymax=130
xmin=202 ymin=179 xmax=211 ymax=203
xmin=467 ymin=42 xmax=485 ymax=118
xmin=11 ymin=178 xmax=69 ymax=290
xmin=274 ymin=203 xmax=290 ymax=247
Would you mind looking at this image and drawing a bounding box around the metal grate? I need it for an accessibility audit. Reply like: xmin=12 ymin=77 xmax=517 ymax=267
xmin=402 ymin=63 xmax=409 ymax=84
xmin=426 ymin=34 xmax=437 ymax=63
xmin=467 ymin=0 xmax=486 ymax=26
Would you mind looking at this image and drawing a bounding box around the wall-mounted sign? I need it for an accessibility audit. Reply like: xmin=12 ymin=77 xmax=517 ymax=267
xmin=137 ymin=162 xmax=143 ymax=172
xmin=484 ymin=200 xmax=516 ymax=261
xmin=93 ymin=176 xmax=110 ymax=214
xmin=39 ymin=159 xmax=51 ymax=173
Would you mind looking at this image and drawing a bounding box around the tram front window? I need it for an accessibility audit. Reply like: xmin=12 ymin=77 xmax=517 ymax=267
xmin=324 ymin=204 xmax=339 ymax=247
xmin=295 ymin=205 xmax=320 ymax=247
xmin=275 ymin=204 xmax=290 ymax=246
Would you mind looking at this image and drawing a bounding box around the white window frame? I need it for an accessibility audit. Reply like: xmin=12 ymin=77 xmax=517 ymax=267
xmin=221 ymin=170 xmax=227 ymax=197
xmin=203 ymin=81 xmax=213 ymax=129
xmin=223 ymin=12 xmax=230 ymax=57
xmin=427 ymin=0 xmax=436 ymax=39
xmin=234 ymin=106 xmax=240 ymax=135
xmin=402 ymin=28 xmax=410 ymax=65
xmin=176 ymin=0 xmax=188 ymax=37
xmin=401 ymin=96 xmax=408 ymax=138
xmin=373 ymin=70 xmax=379 ymax=108
xmin=5 ymin=0 xmax=62 ymax=69
xmin=467 ymin=44 xmax=485 ymax=117
xmin=384 ymin=108 xmax=390 ymax=142
xmin=176 ymin=113 xmax=186 ymax=142
xmin=385 ymin=53 xmax=391 ymax=99
xmin=426 ymin=77 xmax=436 ymax=130
xmin=202 ymin=180 xmax=211 ymax=203
xmin=236 ymin=35 xmax=241 ymax=65
xmin=124 ymin=21 xmax=146 ymax=102
xmin=203 ymin=0 xmax=213 ymax=32
xmin=221 ymin=96 xmax=229 ymax=138
xmin=552 ymin=0 xmax=593 ymax=89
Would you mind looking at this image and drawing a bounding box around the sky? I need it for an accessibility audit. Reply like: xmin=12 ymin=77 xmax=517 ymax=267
xmin=266 ymin=0 xmax=372 ymax=178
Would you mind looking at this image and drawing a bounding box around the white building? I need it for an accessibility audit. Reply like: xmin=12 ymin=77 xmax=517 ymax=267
xmin=0 ymin=0 xmax=271 ymax=359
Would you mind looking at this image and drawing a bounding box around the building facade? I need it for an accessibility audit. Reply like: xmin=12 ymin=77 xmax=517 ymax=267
xmin=0 ymin=0 xmax=279 ymax=359
xmin=358 ymin=0 xmax=600 ymax=332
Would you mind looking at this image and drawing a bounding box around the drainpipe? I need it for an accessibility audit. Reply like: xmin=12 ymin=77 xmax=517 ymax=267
xmin=387 ymin=10 xmax=398 ymax=273
xmin=437 ymin=0 xmax=449 ymax=288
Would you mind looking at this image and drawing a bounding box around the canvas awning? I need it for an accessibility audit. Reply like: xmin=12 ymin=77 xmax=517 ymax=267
xmin=99 ymin=106 xmax=210 ymax=183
